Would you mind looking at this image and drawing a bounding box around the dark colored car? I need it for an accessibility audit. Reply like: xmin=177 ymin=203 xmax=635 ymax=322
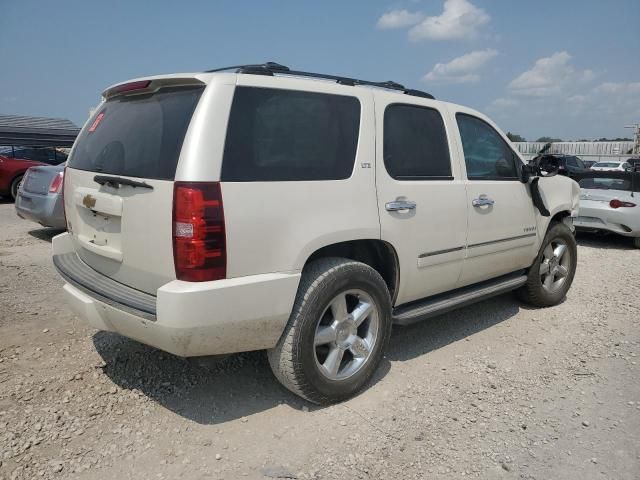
xmin=626 ymin=157 xmax=640 ymax=171
xmin=553 ymin=154 xmax=590 ymax=179
xmin=0 ymin=146 xmax=67 ymax=200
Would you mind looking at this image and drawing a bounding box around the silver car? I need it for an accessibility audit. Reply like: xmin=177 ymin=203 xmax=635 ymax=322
xmin=15 ymin=164 xmax=66 ymax=229
xmin=574 ymin=173 xmax=640 ymax=248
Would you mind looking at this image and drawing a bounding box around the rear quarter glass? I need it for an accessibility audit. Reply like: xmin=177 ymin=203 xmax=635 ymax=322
xmin=221 ymin=86 xmax=361 ymax=182
xmin=68 ymin=86 xmax=204 ymax=181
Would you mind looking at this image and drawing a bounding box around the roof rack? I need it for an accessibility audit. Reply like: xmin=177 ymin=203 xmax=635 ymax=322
xmin=206 ymin=62 xmax=435 ymax=100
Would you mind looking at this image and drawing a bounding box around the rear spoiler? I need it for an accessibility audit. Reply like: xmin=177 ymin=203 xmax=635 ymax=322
xmin=102 ymin=77 xmax=205 ymax=100
xmin=572 ymin=170 xmax=640 ymax=181
xmin=572 ymin=170 xmax=640 ymax=196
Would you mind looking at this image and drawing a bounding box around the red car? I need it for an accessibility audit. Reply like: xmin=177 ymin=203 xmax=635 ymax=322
xmin=0 ymin=146 xmax=67 ymax=200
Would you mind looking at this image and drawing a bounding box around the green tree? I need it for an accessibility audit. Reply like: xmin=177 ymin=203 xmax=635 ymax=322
xmin=506 ymin=132 xmax=526 ymax=142
xmin=535 ymin=136 xmax=563 ymax=143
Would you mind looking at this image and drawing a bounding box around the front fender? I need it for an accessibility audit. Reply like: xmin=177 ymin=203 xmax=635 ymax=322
xmin=535 ymin=174 xmax=580 ymax=235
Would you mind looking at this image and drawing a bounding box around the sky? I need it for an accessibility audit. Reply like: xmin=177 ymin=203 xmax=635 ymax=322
xmin=1 ymin=0 xmax=639 ymax=141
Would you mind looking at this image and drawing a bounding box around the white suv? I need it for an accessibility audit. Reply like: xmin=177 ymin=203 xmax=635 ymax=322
xmin=53 ymin=63 xmax=580 ymax=404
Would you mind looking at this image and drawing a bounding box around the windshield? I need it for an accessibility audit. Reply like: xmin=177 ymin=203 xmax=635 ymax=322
xmin=68 ymin=86 xmax=204 ymax=180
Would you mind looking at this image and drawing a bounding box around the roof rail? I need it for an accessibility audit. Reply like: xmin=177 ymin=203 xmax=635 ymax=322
xmin=205 ymin=62 xmax=435 ymax=100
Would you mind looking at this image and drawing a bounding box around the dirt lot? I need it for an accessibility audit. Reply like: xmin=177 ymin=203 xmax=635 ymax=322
xmin=1 ymin=199 xmax=639 ymax=480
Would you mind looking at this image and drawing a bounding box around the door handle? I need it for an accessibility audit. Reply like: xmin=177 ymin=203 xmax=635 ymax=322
xmin=385 ymin=200 xmax=417 ymax=211
xmin=472 ymin=194 xmax=495 ymax=207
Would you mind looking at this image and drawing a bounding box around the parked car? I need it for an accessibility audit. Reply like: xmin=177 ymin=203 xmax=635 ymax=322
xmin=573 ymin=172 xmax=640 ymax=248
xmin=15 ymin=164 xmax=66 ymax=229
xmin=591 ymin=160 xmax=631 ymax=172
xmin=624 ymin=157 xmax=640 ymax=171
xmin=0 ymin=146 xmax=67 ymax=200
xmin=52 ymin=63 xmax=580 ymax=404
xmin=551 ymin=154 xmax=590 ymax=179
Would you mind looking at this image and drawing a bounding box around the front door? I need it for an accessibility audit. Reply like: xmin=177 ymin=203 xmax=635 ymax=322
xmin=375 ymin=98 xmax=467 ymax=306
xmin=451 ymin=109 xmax=537 ymax=286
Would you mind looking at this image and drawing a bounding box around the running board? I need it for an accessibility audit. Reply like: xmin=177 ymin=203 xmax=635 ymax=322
xmin=392 ymin=272 xmax=527 ymax=326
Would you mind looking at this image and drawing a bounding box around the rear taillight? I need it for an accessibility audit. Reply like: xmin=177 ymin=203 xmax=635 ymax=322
xmin=49 ymin=171 xmax=64 ymax=193
xmin=610 ymin=199 xmax=636 ymax=209
xmin=173 ymin=182 xmax=226 ymax=282
xmin=62 ymin=167 xmax=68 ymax=229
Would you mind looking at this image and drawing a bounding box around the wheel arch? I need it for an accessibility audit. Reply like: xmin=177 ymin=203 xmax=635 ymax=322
xmin=304 ymin=239 xmax=400 ymax=305
xmin=9 ymin=171 xmax=26 ymax=198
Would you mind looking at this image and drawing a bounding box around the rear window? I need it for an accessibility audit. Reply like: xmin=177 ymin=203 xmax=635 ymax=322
xmin=221 ymin=87 xmax=361 ymax=182
xmin=68 ymin=86 xmax=204 ymax=180
xmin=579 ymin=177 xmax=638 ymax=192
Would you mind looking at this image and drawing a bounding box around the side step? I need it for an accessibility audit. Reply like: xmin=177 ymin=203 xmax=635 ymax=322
xmin=392 ymin=271 xmax=527 ymax=326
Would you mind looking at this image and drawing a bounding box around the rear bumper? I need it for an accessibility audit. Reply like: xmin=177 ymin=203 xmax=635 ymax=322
xmin=573 ymin=202 xmax=640 ymax=237
xmin=52 ymin=232 xmax=301 ymax=356
xmin=15 ymin=189 xmax=66 ymax=229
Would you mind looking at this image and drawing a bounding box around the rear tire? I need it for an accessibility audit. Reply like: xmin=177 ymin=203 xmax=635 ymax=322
xmin=267 ymin=257 xmax=392 ymax=405
xmin=517 ymin=222 xmax=577 ymax=307
xmin=10 ymin=175 xmax=23 ymax=200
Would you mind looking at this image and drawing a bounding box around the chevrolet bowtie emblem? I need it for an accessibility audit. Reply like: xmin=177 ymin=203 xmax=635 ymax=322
xmin=83 ymin=194 xmax=96 ymax=209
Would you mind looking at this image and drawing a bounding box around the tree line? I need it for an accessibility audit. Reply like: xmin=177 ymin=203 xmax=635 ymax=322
xmin=506 ymin=132 xmax=632 ymax=143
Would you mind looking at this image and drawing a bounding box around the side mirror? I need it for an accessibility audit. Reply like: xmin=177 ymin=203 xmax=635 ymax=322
xmin=525 ymin=154 xmax=559 ymax=181
xmin=537 ymin=155 xmax=560 ymax=177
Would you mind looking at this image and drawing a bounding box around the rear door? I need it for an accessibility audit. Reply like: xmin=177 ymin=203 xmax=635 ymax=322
xmin=64 ymin=80 xmax=205 ymax=294
xmin=375 ymin=96 xmax=467 ymax=305
xmin=451 ymin=109 xmax=537 ymax=286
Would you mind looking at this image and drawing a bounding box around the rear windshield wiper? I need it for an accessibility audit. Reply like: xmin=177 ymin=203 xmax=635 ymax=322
xmin=94 ymin=175 xmax=153 ymax=190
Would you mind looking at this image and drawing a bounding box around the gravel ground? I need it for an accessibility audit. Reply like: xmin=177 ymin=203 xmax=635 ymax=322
xmin=0 ymin=199 xmax=639 ymax=480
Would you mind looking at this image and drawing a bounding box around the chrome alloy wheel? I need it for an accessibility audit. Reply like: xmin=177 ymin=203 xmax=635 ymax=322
xmin=313 ymin=289 xmax=379 ymax=381
xmin=539 ymin=239 xmax=571 ymax=293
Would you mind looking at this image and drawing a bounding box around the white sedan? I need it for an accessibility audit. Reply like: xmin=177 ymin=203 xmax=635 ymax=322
xmin=574 ymin=174 xmax=640 ymax=248
xmin=591 ymin=161 xmax=631 ymax=172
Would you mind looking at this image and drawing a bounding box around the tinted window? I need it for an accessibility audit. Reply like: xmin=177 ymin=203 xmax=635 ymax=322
xmin=456 ymin=114 xmax=519 ymax=179
xmin=55 ymin=149 xmax=68 ymax=163
xmin=0 ymin=146 xmax=14 ymax=157
xmin=221 ymin=87 xmax=360 ymax=182
xmin=579 ymin=177 xmax=638 ymax=192
xmin=566 ymin=156 xmax=578 ymax=167
xmin=575 ymin=157 xmax=586 ymax=169
xmin=68 ymin=86 xmax=204 ymax=180
xmin=383 ymin=104 xmax=451 ymax=180
xmin=11 ymin=147 xmax=60 ymax=164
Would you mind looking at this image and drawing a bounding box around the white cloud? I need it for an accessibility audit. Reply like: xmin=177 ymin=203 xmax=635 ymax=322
xmin=377 ymin=9 xmax=424 ymax=29
xmin=423 ymin=49 xmax=498 ymax=83
xmin=487 ymin=53 xmax=639 ymax=139
xmin=490 ymin=97 xmax=519 ymax=109
xmin=593 ymin=81 xmax=640 ymax=95
xmin=508 ymin=51 xmax=594 ymax=97
xmin=408 ymin=0 xmax=490 ymax=41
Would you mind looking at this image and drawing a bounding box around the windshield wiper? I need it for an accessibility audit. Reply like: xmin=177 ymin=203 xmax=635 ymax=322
xmin=94 ymin=175 xmax=153 ymax=190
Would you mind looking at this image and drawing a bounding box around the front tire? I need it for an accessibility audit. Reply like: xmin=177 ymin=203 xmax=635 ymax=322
xmin=10 ymin=175 xmax=23 ymax=200
xmin=268 ymin=257 xmax=392 ymax=405
xmin=517 ymin=222 xmax=577 ymax=307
